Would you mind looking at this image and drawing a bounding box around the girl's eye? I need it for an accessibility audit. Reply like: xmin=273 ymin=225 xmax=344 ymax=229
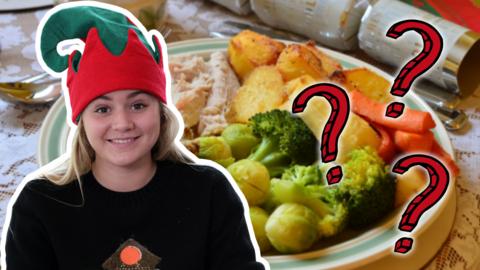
xmin=132 ymin=103 xmax=147 ymax=110
xmin=94 ymin=106 xmax=110 ymax=114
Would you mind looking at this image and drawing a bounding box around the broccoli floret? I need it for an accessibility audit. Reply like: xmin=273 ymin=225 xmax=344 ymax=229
xmin=305 ymin=185 xmax=348 ymax=238
xmin=338 ymin=146 xmax=396 ymax=229
xmin=264 ymin=178 xmax=348 ymax=238
xmin=281 ymin=164 xmax=323 ymax=186
xmin=248 ymin=109 xmax=318 ymax=177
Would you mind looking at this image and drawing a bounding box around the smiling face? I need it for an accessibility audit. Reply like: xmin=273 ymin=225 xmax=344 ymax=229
xmin=82 ymin=90 xmax=161 ymax=170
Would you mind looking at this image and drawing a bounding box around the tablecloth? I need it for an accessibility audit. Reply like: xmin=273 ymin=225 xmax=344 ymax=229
xmin=0 ymin=0 xmax=479 ymax=269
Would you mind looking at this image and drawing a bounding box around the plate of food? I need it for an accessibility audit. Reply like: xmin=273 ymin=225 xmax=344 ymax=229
xmin=38 ymin=31 xmax=458 ymax=270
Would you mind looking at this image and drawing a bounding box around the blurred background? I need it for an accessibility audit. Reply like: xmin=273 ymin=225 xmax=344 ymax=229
xmin=0 ymin=0 xmax=479 ymax=269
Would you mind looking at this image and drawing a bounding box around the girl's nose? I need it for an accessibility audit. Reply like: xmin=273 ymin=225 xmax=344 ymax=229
xmin=111 ymin=109 xmax=134 ymax=131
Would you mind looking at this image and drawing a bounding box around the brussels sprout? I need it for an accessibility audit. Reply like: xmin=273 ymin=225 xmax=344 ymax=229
xmin=264 ymin=179 xmax=349 ymax=238
xmin=196 ymin=136 xmax=235 ymax=167
xmin=222 ymin=123 xmax=260 ymax=160
xmin=265 ymin=203 xmax=319 ymax=254
xmin=228 ymin=159 xmax=270 ymax=206
xmin=249 ymin=207 xmax=272 ymax=252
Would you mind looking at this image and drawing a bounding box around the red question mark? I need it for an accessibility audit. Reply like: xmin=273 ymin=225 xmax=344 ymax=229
xmin=291 ymin=83 xmax=350 ymax=185
xmin=391 ymin=154 xmax=450 ymax=254
xmin=385 ymin=19 xmax=443 ymax=118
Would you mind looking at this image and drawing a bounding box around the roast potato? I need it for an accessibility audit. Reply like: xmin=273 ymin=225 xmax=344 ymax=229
xmin=226 ymin=65 xmax=288 ymax=123
xmin=331 ymin=67 xmax=393 ymax=103
xmin=395 ymin=167 xmax=428 ymax=207
xmin=228 ymin=30 xmax=285 ymax=81
xmin=284 ymin=74 xmax=317 ymax=96
xmin=304 ymin=40 xmax=342 ymax=76
xmin=276 ymin=44 xmax=329 ymax=82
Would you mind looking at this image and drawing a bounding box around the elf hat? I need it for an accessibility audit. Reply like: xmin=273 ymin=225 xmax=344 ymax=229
xmin=37 ymin=4 xmax=167 ymax=124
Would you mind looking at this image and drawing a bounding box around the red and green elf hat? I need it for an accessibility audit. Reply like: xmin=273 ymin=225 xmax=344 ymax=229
xmin=37 ymin=4 xmax=167 ymax=124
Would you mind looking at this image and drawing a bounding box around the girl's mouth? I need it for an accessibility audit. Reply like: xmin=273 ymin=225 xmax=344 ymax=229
xmin=108 ymin=136 xmax=140 ymax=144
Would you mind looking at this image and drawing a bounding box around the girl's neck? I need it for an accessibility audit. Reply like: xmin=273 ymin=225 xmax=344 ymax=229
xmin=91 ymin=158 xmax=157 ymax=192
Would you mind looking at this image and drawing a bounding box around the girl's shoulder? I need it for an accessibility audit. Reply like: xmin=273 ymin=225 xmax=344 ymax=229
xmin=24 ymin=177 xmax=81 ymax=194
xmin=161 ymin=159 xmax=236 ymax=195
xmin=14 ymin=177 xmax=84 ymax=207
xmin=165 ymin=160 xmax=228 ymax=182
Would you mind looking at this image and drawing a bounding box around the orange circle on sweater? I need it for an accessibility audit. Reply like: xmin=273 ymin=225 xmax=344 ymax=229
xmin=120 ymin=245 xmax=142 ymax=265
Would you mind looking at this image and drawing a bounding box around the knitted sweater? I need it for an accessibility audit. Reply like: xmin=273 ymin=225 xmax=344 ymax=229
xmin=5 ymin=159 xmax=266 ymax=270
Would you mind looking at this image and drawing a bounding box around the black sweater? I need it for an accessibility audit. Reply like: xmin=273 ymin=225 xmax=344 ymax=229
xmin=5 ymin=160 xmax=266 ymax=270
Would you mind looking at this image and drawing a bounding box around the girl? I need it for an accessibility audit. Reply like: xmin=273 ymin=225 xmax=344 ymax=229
xmin=2 ymin=3 xmax=267 ymax=270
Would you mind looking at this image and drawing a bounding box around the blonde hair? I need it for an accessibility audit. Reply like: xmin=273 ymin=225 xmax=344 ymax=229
xmin=43 ymin=102 xmax=194 ymax=186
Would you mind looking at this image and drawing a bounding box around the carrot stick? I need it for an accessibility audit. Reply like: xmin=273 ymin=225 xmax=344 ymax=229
xmin=371 ymin=123 xmax=397 ymax=163
xmin=350 ymin=90 xmax=436 ymax=133
xmin=431 ymin=140 xmax=460 ymax=177
xmin=393 ymin=130 xmax=434 ymax=153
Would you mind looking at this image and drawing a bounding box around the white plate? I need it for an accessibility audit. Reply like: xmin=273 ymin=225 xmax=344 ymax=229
xmin=0 ymin=0 xmax=54 ymax=11
xmin=37 ymin=38 xmax=456 ymax=270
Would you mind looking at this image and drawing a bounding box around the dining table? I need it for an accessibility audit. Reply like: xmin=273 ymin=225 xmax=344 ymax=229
xmin=0 ymin=0 xmax=479 ymax=269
